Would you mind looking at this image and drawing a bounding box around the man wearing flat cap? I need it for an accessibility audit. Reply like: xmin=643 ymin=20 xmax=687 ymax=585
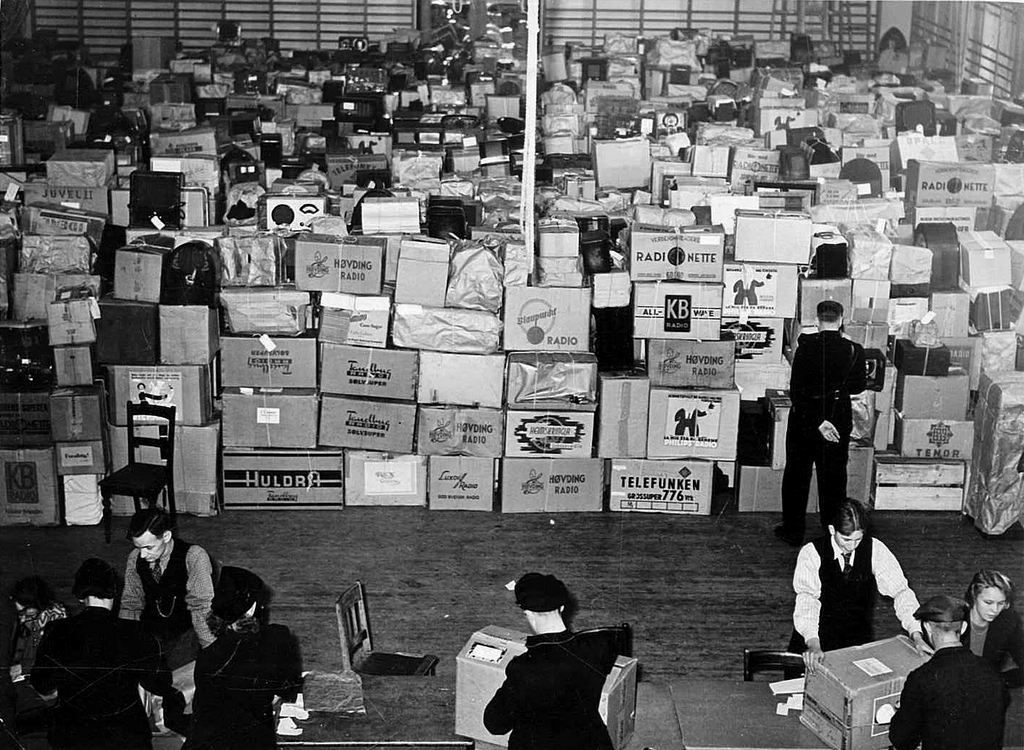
xmin=483 ymin=573 xmax=618 ymax=750
xmin=29 ymin=558 xmax=187 ymax=750
xmin=890 ymin=594 xmax=1010 ymax=750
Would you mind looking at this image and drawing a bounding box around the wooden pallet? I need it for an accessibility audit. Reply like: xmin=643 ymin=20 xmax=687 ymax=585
xmin=873 ymin=455 xmax=967 ymax=511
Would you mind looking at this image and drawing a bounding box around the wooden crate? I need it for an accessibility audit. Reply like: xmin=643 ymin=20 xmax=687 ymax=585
xmin=873 ymin=455 xmax=966 ymax=511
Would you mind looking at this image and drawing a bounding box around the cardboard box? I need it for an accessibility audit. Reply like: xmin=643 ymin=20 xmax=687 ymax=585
xmin=895 ymin=373 xmax=969 ymax=420
xmin=22 ymin=180 xmax=111 ymax=215
xmin=960 ymin=231 xmax=1013 ymax=289
xmin=646 ymin=340 xmax=734 ymax=389
xmin=46 ymin=149 xmax=115 ymax=187
xmin=766 ymin=389 xmax=790 ymax=470
xmin=47 ymin=298 xmax=96 ymax=346
xmin=850 ymin=280 xmax=891 ymax=324
xmin=597 ymin=372 xmax=651 ymax=458
xmin=320 ymin=344 xmax=418 ymax=401
xmin=887 ymin=297 xmax=930 ymax=339
xmin=633 ymin=282 xmax=723 ymax=340
xmin=219 ymin=288 xmax=310 ymax=336
xmin=646 ymin=387 xmax=741 ymax=460
xmin=49 ymin=386 xmax=104 ymax=442
xmin=893 ymin=340 xmax=950 ymax=376
xmin=416 ymin=406 xmax=503 ymax=458
xmin=12 ymin=273 xmax=100 ymax=321
xmin=222 ymin=388 xmax=320 ymax=449
xmin=592 ymin=138 xmax=651 ymax=189
xmin=736 ymin=464 xmax=825 ymax=512
xmin=722 ymin=263 xmax=799 ymax=318
xmin=114 ymin=247 xmax=168 ymax=303
xmin=905 ymin=160 xmax=995 ymax=208
xmin=0 ymin=392 xmax=52 ymax=447
xmin=344 ymin=451 xmax=427 ymax=506
xmin=628 ymin=225 xmax=724 ymax=282
xmin=294 ymin=234 xmax=385 ymax=294
xmin=503 ymin=286 xmax=591 ymax=352
xmin=734 ymin=361 xmax=791 ymax=401
xmin=895 ymin=415 xmax=973 ymax=460
xmin=149 ymin=126 xmax=218 ymax=157
xmin=159 ymin=306 xmax=219 ymax=365
xmin=53 ymin=440 xmax=105 ymax=475
xmin=911 ymin=206 xmax=977 ymax=235
xmin=941 ymin=336 xmax=982 ymax=389
xmin=319 ymin=396 xmax=416 ymax=453
xmin=500 ymin=457 xmax=604 ymax=513
xmin=504 ymin=410 xmax=595 ymax=458
xmin=318 ymin=293 xmax=391 ymax=348
xmin=845 ymin=322 xmax=890 ymax=352
xmin=801 ymin=636 xmax=928 ymax=750
xmin=928 ymin=291 xmax=970 ymax=339
xmin=416 ymin=352 xmax=505 ymax=408
xmin=798 ymin=278 xmax=853 ymax=327
xmin=107 ymin=418 xmax=219 ymax=498
xmin=428 ymin=455 xmax=496 ymax=511
xmin=0 ymin=448 xmax=60 ymax=525
xmin=96 ymin=299 xmax=159 ymax=365
xmin=394 ymin=237 xmax=451 ymax=307
xmin=721 ymin=318 xmax=785 ymax=364
xmin=222 ymin=448 xmax=343 ymax=510
xmin=53 ymin=346 xmax=94 ymax=387
xmin=107 ymin=364 xmax=214 ymax=426
xmin=609 ymin=459 xmax=714 ymax=514
xmin=220 ymin=335 xmax=318 ymax=390
xmin=733 ymin=211 xmax=813 ymax=264
xmin=842 ymin=145 xmax=891 ymax=193
xmin=969 ymin=286 xmax=1015 ymax=332
xmin=538 ymin=220 xmax=579 ymax=258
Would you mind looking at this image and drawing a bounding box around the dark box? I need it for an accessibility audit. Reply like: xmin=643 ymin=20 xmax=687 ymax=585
xmin=893 ymin=339 xmax=950 ymax=376
xmin=96 ymin=298 xmax=159 ymax=364
xmin=0 ymin=321 xmax=54 ymax=390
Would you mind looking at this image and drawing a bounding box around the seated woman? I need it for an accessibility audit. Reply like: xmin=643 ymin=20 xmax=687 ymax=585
xmin=963 ymin=570 xmax=1023 ymax=687
xmin=9 ymin=577 xmax=67 ymax=729
xmin=183 ymin=567 xmax=302 ymax=750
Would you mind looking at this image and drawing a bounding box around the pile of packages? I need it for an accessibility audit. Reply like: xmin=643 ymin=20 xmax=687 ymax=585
xmin=1 ymin=30 xmax=1023 ymax=531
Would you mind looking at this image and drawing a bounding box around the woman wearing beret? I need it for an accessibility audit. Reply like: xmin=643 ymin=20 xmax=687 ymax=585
xmin=962 ymin=570 xmax=1024 ymax=688
xmin=183 ymin=566 xmax=302 ymax=750
xmin=484 ymin=572 xmax=618 ymax=750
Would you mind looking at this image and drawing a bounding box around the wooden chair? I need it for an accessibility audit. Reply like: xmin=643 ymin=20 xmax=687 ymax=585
xmin=743 ymin=649 xmax=805 ymax=681
xmin=99 ymin=402 xmax=176 ymax=543
xmin=335 ymin=582 xmax=439 ymax=676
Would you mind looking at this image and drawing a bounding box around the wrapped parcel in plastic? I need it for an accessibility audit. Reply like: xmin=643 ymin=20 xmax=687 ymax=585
xmin=220 ymin=287 xmax=310 ymax=335
xmin=391 ymin=304 xmax=501 ymax=354
xmin=966 ymin=373 xmax=1024 ymax=535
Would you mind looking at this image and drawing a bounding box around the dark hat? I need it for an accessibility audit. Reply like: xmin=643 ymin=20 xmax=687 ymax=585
xmin=72 ymin=558 xmax=118 ymax=600
xmin=514 ymin=572 xmax=569 ymax=612
xmin=816 ymin=300 xmax=844 ymax=320
xmin=914 ymin=594 xmax=969 ymax=623
xmin=212 ymin=566 xmax=266 ymax=622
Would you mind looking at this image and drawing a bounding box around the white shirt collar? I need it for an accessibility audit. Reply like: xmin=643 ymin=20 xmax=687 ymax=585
xmin=829 ymin=535 xmax=854 ymax=565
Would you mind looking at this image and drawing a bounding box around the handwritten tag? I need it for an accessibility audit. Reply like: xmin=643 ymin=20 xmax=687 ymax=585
xmin=259 ymin=334 xmax=277 ymax=352
xmin=4 ymin=183 xmax=19 ymax=202
xmin=151 ymin=215 xmax=165 ymax=230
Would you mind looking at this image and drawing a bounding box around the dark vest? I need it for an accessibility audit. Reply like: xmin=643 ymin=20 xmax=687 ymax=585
xmin=138 ymin=539 xmax=193 ymax=641
xmin=815 ymin=534 xmax=877 ymax=651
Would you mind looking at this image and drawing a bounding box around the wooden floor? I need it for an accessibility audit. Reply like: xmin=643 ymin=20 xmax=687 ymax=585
xmin=3 ymin=492 xmax=1022 ymax=743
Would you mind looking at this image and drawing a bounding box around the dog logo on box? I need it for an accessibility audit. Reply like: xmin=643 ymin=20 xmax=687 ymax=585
xmin=663 ymin=395 xmax=722 ymax=447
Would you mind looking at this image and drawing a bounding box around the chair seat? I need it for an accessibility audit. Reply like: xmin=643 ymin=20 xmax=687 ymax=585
xmin=99 ymin=463 xmax=169 ymax=497
xmin=357 ymin=652 xmax=439 ymax=677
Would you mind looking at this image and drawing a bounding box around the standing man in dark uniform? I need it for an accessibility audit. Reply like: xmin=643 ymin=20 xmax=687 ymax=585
xmin=776 ymin=300 xmax=866 ymax=547
xmin=484 ymin=573 xmax=618 ymax=750
xmin=121 ymin=508 xmax=215 ymax=669
xmin=890 ymin=595 xmax=1010 ymax=750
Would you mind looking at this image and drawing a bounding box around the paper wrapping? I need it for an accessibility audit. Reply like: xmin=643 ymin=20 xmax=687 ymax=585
xmin=535 ymin=256 xmax=584 ymax=287
xmin=507 ymin=352 xmax=598 ymax=409
xmin=302 ymin=671 xmax=366 ymax=715
xmin=966 ymin=372 xmax=1024 ymax=535
xmin=810 ymin=199 xmax=904 ymax=229
xmin=969 ymin=286 xmax=1014 ymax=333
xmin=994 ymin=164 xmax=1024 ymax=199
xmin=981 ymin=331 xmax=1018 ymax=374
xmin=889 ymin=244 xmax=933 ymax=284
xmin=541 ymin=83 xmax=577 ymax=107
xmin=631 ymin=205 xmax=697 ymax=228
xmin=695 ymin=123 xmax=756 ymax=146
xmin=219 ymin=288 xmax=310 ymax=335
xmin=391 ymin=304 xmax=501 ymax=354
xmin=224 ymin=182 xmax=265 ymax=227
xmin=217 ymin=234 xmax=284 ymax=287
xmin=909 ymin=319 xmax=942 ymax=348
xmin=63 ymin=474 xmax=103 ymax=526
xmin=842 ymin=224 xmax=893 ymax=281
xmin=445 ymin=243 xmax=504 ymax=313
xmin=393 ymin=150 xmax=442 ymax=191
xmin=20 ymin=235 xmax=92 ymax=274
xmin=849 ymin=390 xmax=877 ymax=447
xmin=308 ymin=215 xmax=350 ymax=237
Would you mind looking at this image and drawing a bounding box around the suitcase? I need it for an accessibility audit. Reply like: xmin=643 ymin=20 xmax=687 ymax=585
xmin=129 ymin=171 xmax=184 ymax=230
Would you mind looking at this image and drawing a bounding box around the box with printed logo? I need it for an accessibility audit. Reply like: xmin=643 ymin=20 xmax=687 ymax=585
xmin=54 ymin=440 xmax=106 ymax=475
xmin=503 ymin=286 xmax=591 ymax=352
xmin=416 ymin=406 xmax=503 ymax=458
xmin=905 ymin=160 xmax=995 ymax=208
xmin=720 ymin=318 xmax=785 ymax=364
xmin=222 ymin=388 xmax=320 ymax=449
xmin=646 ymin=340 xmax=735 ymax=389
xmin=894 ymin=415 xmax=973 ymax=460
xmin=345 ymin=451 xmax=427 ymax=506
xmin=500 ymin=457 xmax=604 ymax=513
xmin=503 ymin=410 xmax=595 ymax=458
xmin=221 ymin=335 xmax=317 ymax=389
xmin=319 ymin=396 xmax=417 ymax=453
xmin=646 ymin=387 xmax=741 ymax=460
xmin=222 ymin=448 xmax=343 ymax=510
xmin=428 ymin=455 xmax=496 ymax=511
xmin=22 ymin=180 xmax=111 ymax=215
xmin=0 ymin=448 xmax=60 ymax=526
xmin=106 ymin=364 xmax=215 ymax=427
xmin=319 ymin=344 xmax=418 ymax=401
xmin=940 ymin=337 xmax=982 ymax=389
xmin=609 ymin=459 xmax=714 ymax=514
xmin=318 ymin=293 xmax=391 ymax=348
xmin=293 ymin=234 xmax=385 ymax=295
xmin=628 ymin=225 xmax=724 ymax=282
xmin=633 ymin=282 xmax=723 ymax=340
xmin=911 ymin=206 xmax=977 ymax=235
xmin=722 ymin=263 xmax=798 ymax=319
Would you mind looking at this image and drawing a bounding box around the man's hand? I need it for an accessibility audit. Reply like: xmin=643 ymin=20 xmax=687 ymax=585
xmin=803 ymin=638 xmax=825 ymax=670
xmin=910 ymin=631 xmax=933 ymax=657
xmin=818 ymin=420 xmax=840 ymax=443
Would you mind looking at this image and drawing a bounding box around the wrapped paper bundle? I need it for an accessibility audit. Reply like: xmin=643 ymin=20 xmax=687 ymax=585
xmin=506 ymin=352 xmax=598 ymax=410
xmin=220 ymin=288 xmax=310 ymax=335
xmin=391 ymin=304 xmax=501 ymax=354
xmin=446 ymin=242 xmax=504 ymax=313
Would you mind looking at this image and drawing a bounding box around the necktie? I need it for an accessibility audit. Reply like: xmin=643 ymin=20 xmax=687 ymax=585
xmin=152 ymin=560 xmax=163 ymax=582
xmin=841 ymin=552 xmax=853 ymax=572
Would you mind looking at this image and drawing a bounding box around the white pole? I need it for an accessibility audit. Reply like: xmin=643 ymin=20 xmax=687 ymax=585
xmin=520 ymin=0 xmax=540 ymax=258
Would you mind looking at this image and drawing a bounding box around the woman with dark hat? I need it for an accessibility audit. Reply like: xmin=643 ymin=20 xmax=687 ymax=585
xmin=483 ymin=572 xmax=618 ymax=750
xmin=183 ymin=566 xmax=302 ymax=750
